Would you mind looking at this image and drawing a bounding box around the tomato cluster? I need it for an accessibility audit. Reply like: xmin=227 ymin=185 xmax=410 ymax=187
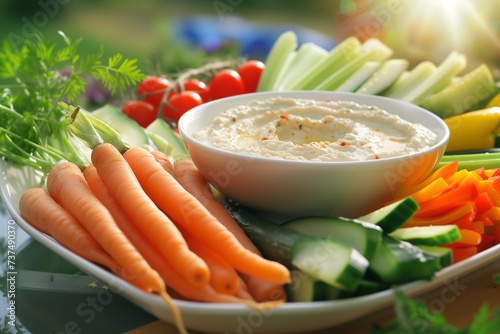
xmin=121 ymin=60 xmax=265 ymax=128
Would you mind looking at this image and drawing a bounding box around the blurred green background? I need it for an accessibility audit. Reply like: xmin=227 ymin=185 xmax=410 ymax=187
xmin=1 ymin=0 xmax=500 ymax=78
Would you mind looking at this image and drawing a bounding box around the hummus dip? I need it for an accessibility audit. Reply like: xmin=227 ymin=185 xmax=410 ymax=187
xmin=193 ymin=97 xmax=438 ymax=161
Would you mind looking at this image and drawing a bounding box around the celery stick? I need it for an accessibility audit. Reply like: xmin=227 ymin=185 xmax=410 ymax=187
xmin=286 ymin=36 xmax=362 ymax=91
xmin=257 ymin=31 xmax=298 ymax=92
xmin=400 ymin=51 xmax=467 ymax=105
xmin=336 ymin=61 xmax=381 ymax=92
xmin=437 ymin=151 xmax=500 ymax=171
xmin=420 ymin=64 xmax=496 ymax=118
xmin=278 ymin=42 xmax=328 ymax=90
xmin=382 ymin=61 xmax=436 ymax=99
xmin=315 ymin=38 xmax=393 ymax=91
xmin=355 ymin=59 xmax=408 ymax=95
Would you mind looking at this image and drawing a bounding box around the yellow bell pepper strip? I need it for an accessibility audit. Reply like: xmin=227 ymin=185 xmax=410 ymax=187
xmin=444 ymin=107 xmax=500 ymax=152
xmin=486 ymin=92 xmax=500 ymax=108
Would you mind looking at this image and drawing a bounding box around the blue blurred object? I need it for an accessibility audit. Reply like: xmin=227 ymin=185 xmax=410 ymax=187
xmin=170 ymin=15 xmax=337 ymax=60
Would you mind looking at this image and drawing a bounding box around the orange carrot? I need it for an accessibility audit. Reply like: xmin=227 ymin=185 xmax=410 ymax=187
xmin=173 ymin=158 xmax=287 ymax=302
xmin=179 ymin=226 xmax=240 ymax=295
xmin=150 ymin=150 xmax=174 ymax=174
xmin=45 ymin=161 xmax=187 ymax=334
xmin=90 ymin=143 xmax=209 ymax=287
xmin=84 ymin=164 xmax=278 ymax=309
xmin=123 ymin=146 xmax=290 ymax=286
xmin=19 ymin=187 xmax=120 ymax=273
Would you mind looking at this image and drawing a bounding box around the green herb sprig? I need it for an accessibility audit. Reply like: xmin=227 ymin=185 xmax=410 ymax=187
xmin=0 ymin=31 xmax=144 ymax=172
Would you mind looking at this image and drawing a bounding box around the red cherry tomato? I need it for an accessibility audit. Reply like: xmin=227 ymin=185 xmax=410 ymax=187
xmin=137 ymin=76 xmax=172 ymax=111
xmin=122 ymin=100 xmax=157 ymax=128
xmin=208 ymin=69 xmax=245 ymax=100
xmin=237 ymin=60 xmax=265 ymax=93
xmin=164 ymin=91 xmax=203 ymax=122
xmin=182 ymin=78 xmax=211 ymax=102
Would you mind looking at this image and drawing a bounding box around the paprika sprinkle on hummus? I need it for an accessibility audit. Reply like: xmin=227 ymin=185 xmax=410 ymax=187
xmin=193 ymin=97 xmax=438 ymax=161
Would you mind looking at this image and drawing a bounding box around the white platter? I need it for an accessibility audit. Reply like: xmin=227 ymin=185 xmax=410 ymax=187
xmin=2 ymin=158 xmax=500 ymax=334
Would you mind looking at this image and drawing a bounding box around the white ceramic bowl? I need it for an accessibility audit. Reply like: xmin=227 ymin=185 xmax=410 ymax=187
xmin=178 ymin=91 xmax=449 ymax=218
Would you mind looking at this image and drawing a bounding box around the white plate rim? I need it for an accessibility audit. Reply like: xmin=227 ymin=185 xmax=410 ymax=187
xmin=2 ymin=158 xmax=499 ymax=334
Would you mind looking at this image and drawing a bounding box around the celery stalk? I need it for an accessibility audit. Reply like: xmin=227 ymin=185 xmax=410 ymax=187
xmin=336 ymin=61 xmax=381 ymax=92
xmin=355 ymin=59 xmax=408 ymax=95
xmin=285 ymin=36 xmax=362 ymax=91
xmin=382 ymin=61 xmax=436 ymax=99
xmin=257 ymin=31 xmax=298 ymax=92
xmin=400 ymin=51 xmax=467 ymax=105
xmin=314 ymin=38 xmax=393 ymax=91
xmin=437 ymin=152 xmax=500 ymax=171
xmin=277 ymin=42 xmax=328 ymax=90
xmin=420 ymin=64 xmax=496 ymax=118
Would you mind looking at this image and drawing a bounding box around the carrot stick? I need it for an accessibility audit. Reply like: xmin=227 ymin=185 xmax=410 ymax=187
xmin=84 ymin=164 xmax=278 ymax=310
xmin=173 ymin=158 xmax=287 ymax=302
xmin=19 ymin=187 xmax=121 ymax=273
xmin=123 ymin=146 xmax=291 ymax=286
xmin=178 ymin=226 xmax=240 ymax=295
xmin=90 ymin=143 xmax=209 ymax=287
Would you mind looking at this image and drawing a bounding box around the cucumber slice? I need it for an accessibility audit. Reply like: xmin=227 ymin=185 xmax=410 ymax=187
xmin=335 ymin=61 xmax=381 ymax=92
xmin=286 ymin=36 xmax=362 ymax=90
xmin=420 ymin=64 xmax=496 ymax=118
xmin=367 ymin=235 xmax=441 ymax=284
xmin=417 ymin=245 xmax=453 ymax=268
xmin=291 ymin=238 xmax=368 ymax=291
xmin=257 ymin=31 xmax=298 ymax=91
xmin=282 ymin=216 xmax=382 ymax=261
xmin=389 ymin=225 xmax=461 ymax=246
xmin=146 ymin=118 xmax=187 ymax=157
xmin=90 ymin=104 xmax=153 ymax=148
xmin=358 ymin=197 xmax=419 ymax=234
xmin=146 ymin=132 xmax=173 ymax=156
xmin=382 ymin=61 xmax=436 ymax=99
xmin=287 ymin=270 xmax=328 ymax=302
xmin=355 ymin=59 xmax=409 ymax=95
xmin=400 ymin=51 xmax=467 ymax=105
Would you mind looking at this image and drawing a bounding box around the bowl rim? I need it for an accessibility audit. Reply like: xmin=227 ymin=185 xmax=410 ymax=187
xmin=178 ymin=90 xmax=450 ymax=166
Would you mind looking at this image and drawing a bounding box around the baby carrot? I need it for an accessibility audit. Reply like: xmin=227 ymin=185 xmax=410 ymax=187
xmin=47 ymin=161 xmax=187 ymax=334
xmin=173 ymin=158 xmax=287 ymax=302
xmin=123 ymin=146 xmax=291 ymax=286
xmin=178 ymin=225 xmax=240 ymax=295
xmin=150 ymin=150 xmax=174 ymax=174
xmin=90 ymin=143 xmax=210 ymax=287
xmin=19 ymin=187 xmax=120 ymax=273
xmin=84 ymin=164 xmax=277 ymax=310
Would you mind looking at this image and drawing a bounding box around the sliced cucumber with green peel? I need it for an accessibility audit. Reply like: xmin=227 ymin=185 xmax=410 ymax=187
xmin=420 ymin=64 xmax=496 ymax=118
xmin=367 ymin=235 xmax=441 ymax=284
xmin=358 ymin=197 xmax=419 ymax=234
xmin=146 ymin=118 xmax=187 ymax=157
xmin=90 ymin=104 xmax=153 ymax=148
xmin=355 ymin=59 xmax=409 ymax=95
xmin=224 ymin=200 xmax=367 ymax=290
xmin=389 ymin=225 xmax=461 ymax=246
xmin=417 ymin=245 xmax=453 ymax=268
xmin=282 ymin=216 xmax=382 ymax=261
xmin=291 ymin=238 xmax=368 ymax=291
xmin=287 ymin=270 xmax=329 ymax=302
